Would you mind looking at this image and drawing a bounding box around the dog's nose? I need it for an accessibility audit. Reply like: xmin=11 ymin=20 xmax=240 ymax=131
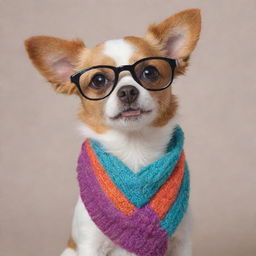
xmin=117 ymin=85 xmax=139 ymax=104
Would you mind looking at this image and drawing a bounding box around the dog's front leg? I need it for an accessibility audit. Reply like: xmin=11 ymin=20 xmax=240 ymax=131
xmin=72 ymin=197 xmax=115 ymax=256
xmin=167 ymin=209 xmax=192 ymax=256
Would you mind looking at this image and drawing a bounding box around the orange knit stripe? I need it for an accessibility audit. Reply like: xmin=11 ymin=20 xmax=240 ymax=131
xmin=85 ymin=141 xmax=136 ymax=216
xmin=150 ymin=151 xmax=185 ymax=219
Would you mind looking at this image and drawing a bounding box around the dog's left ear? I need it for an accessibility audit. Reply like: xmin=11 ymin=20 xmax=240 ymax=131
xmin=145 ymin=9 xmax=201 ymax=74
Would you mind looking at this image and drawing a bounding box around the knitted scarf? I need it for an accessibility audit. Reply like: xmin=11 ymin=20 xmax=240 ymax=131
xmin=77 ymin=126 xmax=189 ymax=256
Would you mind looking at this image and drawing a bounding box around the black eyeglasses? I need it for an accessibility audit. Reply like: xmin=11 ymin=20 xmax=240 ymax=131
xmin=70 ymin=57 xmax=177 ymax=100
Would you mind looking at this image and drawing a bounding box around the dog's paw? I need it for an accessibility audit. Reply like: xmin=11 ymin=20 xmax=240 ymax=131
xmin=60 ymin=248 xmax=77 ymax=256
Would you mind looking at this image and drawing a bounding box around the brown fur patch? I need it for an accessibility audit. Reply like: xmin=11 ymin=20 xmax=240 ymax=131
xmin=151 ymin=90 xmax=178 ymax=127
xmin=78 ymin=99 xmax=109 ymax=134
xmin=125 ymin=36 xmax=164 ymax=62
xmin=67 ymin=236 xmax=77 ymax=250
xmin=77 ymin=43 xmax=116 ymax=68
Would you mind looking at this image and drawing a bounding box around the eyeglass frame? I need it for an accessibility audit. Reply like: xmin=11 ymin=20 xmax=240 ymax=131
xmin=70 ymin=56 xmax=178 ymax=101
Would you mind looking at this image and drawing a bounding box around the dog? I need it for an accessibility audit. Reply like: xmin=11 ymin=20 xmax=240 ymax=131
xmin=25 ymin=8 xmax=201 ymax=256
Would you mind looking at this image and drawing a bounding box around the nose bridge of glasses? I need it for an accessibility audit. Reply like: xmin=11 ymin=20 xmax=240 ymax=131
xmin=118 ymin=64 xmax=132 ymax=72
xmin=116 ymin=64 xmax=135 ymax=80
xmin=117 ymin=64 xmax=133 ymax=75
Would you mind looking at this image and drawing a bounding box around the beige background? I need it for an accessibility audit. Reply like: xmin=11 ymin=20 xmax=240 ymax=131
xmin=1 ymin=0 xmax=256 ymax=256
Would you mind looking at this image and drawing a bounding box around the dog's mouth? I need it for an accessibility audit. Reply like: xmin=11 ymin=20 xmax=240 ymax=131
xmin=111 ymin=108 xmax=152 ymax=120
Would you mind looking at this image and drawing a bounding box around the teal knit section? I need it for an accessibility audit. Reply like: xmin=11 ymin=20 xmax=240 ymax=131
xmin=90 ymin=126 xmax=185 ymax=208
xmin=160 ymin=162 xmax=190 ymax=236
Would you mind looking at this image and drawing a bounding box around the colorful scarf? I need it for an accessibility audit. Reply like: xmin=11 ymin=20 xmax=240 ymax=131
xmin=77 ymin=126 xmax=189 ymax=256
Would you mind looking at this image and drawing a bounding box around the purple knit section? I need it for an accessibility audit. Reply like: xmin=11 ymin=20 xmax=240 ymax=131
xmin=77 ymin=143 xmax=168 ymax=256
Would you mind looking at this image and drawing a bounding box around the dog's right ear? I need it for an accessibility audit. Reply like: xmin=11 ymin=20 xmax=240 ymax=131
xmin=145 ymin=9 xmax=201 ymax=75
xmin=25 ymin=36 xmax=85 ymax=94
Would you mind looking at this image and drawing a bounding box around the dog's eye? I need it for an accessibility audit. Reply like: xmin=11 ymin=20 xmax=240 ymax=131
xmin=89 ymin=74 xmax=108 ymax=89
xmin=142 ymin=66 xmax=160 ymax=82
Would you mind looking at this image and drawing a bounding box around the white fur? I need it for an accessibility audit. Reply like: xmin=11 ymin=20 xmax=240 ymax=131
xmin=61 ymin=39 xmax=192 ymax=256
xmin=104 ymin=39 xmax=135 ymax=66
xmin=79 ymin=115 xmax=178 ymax=173
xmin=60 ymin=248 xmax=77 ymax=256
xmin=105 ymin=75 xmax=158 ymax=132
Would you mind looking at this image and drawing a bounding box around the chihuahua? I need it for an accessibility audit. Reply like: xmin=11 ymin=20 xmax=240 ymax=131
xmin=25 ymin=8 xmax=201 ymax=256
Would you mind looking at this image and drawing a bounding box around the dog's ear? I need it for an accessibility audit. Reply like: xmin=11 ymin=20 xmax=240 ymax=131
xmin=145 ymin=9 xmax=201 ymax=74
xmin=25 ymin=36 xmax=85 ymax=94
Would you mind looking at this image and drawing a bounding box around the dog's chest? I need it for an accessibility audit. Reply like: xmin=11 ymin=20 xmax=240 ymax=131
xmin=101 ymin=136 xmax=167 ymax=173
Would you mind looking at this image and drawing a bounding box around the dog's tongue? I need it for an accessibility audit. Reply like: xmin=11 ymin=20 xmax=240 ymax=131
xmin=121 ymin=109 xmax=141 ymax=117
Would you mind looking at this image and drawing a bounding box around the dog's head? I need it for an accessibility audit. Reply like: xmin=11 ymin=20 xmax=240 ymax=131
xmin=25 ymin=9 xmax=201 ymax=134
